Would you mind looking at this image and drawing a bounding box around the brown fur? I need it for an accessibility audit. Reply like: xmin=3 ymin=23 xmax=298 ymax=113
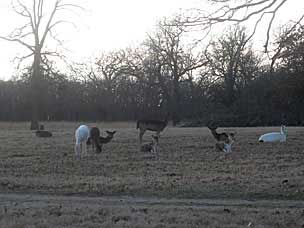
xmin=36 ymin=130 xmax=52 ymax=138
xmin=98 ymin=130 xmax=116 ymax=152
xmin=137 ymin=119 xmax=168 ymax=144
xmin=207 ymin=125 xmax=236 ymax=144
xmin=87 ymin=127 xmax=102 ymax=153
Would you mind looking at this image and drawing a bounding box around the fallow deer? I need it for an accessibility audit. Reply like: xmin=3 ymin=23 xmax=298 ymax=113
xmin=136 ymin=119 xmax=168 ymax=145
xmin=208 ymin=124 xmax=236 ymax=144
xmin=208 ymin=123 xmax=236 ymax=153
xmin=87 ymin=127 xmax=102 ymax=153
xmin=35 ymin=124 xmax=52 ymax=137
xmin=75 ymin=125 xmax=90 ymax=157
xmin=258 ymin=125 xmax=287 ymax=142
xmin=36 ymin=130 xmax=52 ymax=137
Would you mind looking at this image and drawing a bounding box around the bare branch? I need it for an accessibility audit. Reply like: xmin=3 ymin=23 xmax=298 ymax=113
xmin=13 ymin=52 xmax=35 ymax=69
xmin=0 ymin=36 xmax=34 ymax=51
xmin=182 ymin=0 xmax=292 ymax=52
xmin=40 ymin=0 xmax=60 ymax=48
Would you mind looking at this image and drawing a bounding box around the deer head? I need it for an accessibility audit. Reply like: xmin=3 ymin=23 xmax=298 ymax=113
xmin=106 ymin=130 xmax=116 ymax=138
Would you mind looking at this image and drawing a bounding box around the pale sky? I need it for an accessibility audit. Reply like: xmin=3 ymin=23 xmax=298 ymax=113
xmin=0 ymin=0 xmax=303 ymax=80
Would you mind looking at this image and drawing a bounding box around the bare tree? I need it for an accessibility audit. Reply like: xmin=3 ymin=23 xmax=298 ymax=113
xmin=270 ymin=23 xmax=304 ymax=72
xmin=144 ymin=18 xmax=207 ymax=124
xmin=0 ymin=0 xmax=83 ymax=129
xmin=181 ymin=0 xmax=304 ymax=53
xmin=205 ymin=26 xmax=260 ymax=106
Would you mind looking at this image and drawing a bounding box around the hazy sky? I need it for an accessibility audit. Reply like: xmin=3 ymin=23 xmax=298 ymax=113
xmin=0 ymin=0 xmax=303 ymax=80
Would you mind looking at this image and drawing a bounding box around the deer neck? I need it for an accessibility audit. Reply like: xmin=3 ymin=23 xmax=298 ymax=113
xmin=101 ymin=136 xmax=112 ymax=144
xmin=210 ymin=129 xmax=221 ymax=141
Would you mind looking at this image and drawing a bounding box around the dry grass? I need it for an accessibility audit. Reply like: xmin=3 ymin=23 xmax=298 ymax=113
xmin=0 ymin=122 xmax=304 ymax=227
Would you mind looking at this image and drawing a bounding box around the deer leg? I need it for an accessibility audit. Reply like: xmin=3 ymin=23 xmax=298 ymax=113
xmin=139 ymin=129 xmax=145 ymax=145
xmin=156 ymin=131 xmax=160 ymax=138
xmin=75 ymin=143 xmax=81 ymax=157
xmin=83 ymin=143 xmax=88 ymax=157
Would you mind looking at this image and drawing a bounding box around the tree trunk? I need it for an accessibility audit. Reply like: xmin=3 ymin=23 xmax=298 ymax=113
xmin=171 ymin=78 xmax=180 ymax=126
xmin=30 ymin=51 xmax=41 ymax=130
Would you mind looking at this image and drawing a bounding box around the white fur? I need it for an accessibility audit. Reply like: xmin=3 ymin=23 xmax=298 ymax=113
xmin=223 ymin=141 xmax=233 ymax=153
xmin=75 ymin=125 xmax=90 ymax=157
xmin=258 ymin=125 xmax=287 ymax=142
xmin=217 ymin=136 xmax=234 ymax=153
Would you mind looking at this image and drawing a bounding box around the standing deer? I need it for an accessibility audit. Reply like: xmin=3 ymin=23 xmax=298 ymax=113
xmin=75 ymin=125 xmax=90 ymax=157
xmin=87 ymin=127 xmax=102 ymax=153
xmin=136 ymin=119 xmax=168 ymax=145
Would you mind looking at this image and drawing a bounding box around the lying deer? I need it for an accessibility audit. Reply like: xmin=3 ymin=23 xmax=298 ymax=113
xmin=36 ymin=130 xmax=52 ymax=137
xmin=35 ymin=124 xmax=52 ymax=137
xmin=208 ymin=124 xmax=236 ymax=153
xmin=258 ymin=125 xmax=287 ymax=142
xmin=137 ymin=119 xmax=168 ymax=145
xmin=140 ymin=135 xmax=159 ymax=153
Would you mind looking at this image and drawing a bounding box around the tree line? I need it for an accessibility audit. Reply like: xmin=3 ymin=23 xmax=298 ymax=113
xmin=1 ymin=21 xmax=304 ymax=126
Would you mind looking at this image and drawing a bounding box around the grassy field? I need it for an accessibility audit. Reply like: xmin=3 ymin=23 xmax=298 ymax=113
xmin=0 ymin=122 xmax=304 ymax=227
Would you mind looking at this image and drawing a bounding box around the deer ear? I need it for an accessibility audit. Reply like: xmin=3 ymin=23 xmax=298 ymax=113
xmin=113 ymin=130 xmax=116 ymax=134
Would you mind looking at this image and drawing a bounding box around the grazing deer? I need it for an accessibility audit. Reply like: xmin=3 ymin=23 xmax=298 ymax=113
xmin=140 ymin=135 xmax=159 ymax=153
xmin=137 ymin=119 xmax=168 ymax=144
xmin=258 ymin=125 xmax=287 ymax=142
xmin=208 ymin=124 xmax=236 ymax=153
xmin=75 ymin=125 xmax=91 ymax=157
xmin=87 ymin=127 xmax=102 ymax=153
xmin=98 ymin=130 xmax=116 ymax=152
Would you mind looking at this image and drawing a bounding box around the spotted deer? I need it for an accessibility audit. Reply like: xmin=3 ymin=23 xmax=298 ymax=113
xmin=208 ymin=123 xmax=236 ymax=153
xmin=136 ymin=119 xmax=168 ymax=145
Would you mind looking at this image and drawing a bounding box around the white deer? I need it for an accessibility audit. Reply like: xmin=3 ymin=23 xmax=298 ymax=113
xmin=74 ymin=125 xmax=91 ymax=157
xmin=258 ymin=125 xmax=287 ymax=142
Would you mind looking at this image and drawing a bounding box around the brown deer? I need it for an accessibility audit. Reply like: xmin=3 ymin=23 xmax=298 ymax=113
xmin=87 ymin=127 xmax=102 ymax=153
xmin=208 ymin=123 xmax=236 ymax=153
xmin=36 ymin=130 xmax=52 ymax=137
xmin=140 ymin=135 xmax=159 ymax=153
xmin=136 ymin=119 xmax=168 ymax=145
xmin=35 ymin=124 xmax=52 ymax=137
xmin=98 ymin=130 xmax=116 ymax=152
xmin=207 ymin=124 xmax=236 ymax=143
